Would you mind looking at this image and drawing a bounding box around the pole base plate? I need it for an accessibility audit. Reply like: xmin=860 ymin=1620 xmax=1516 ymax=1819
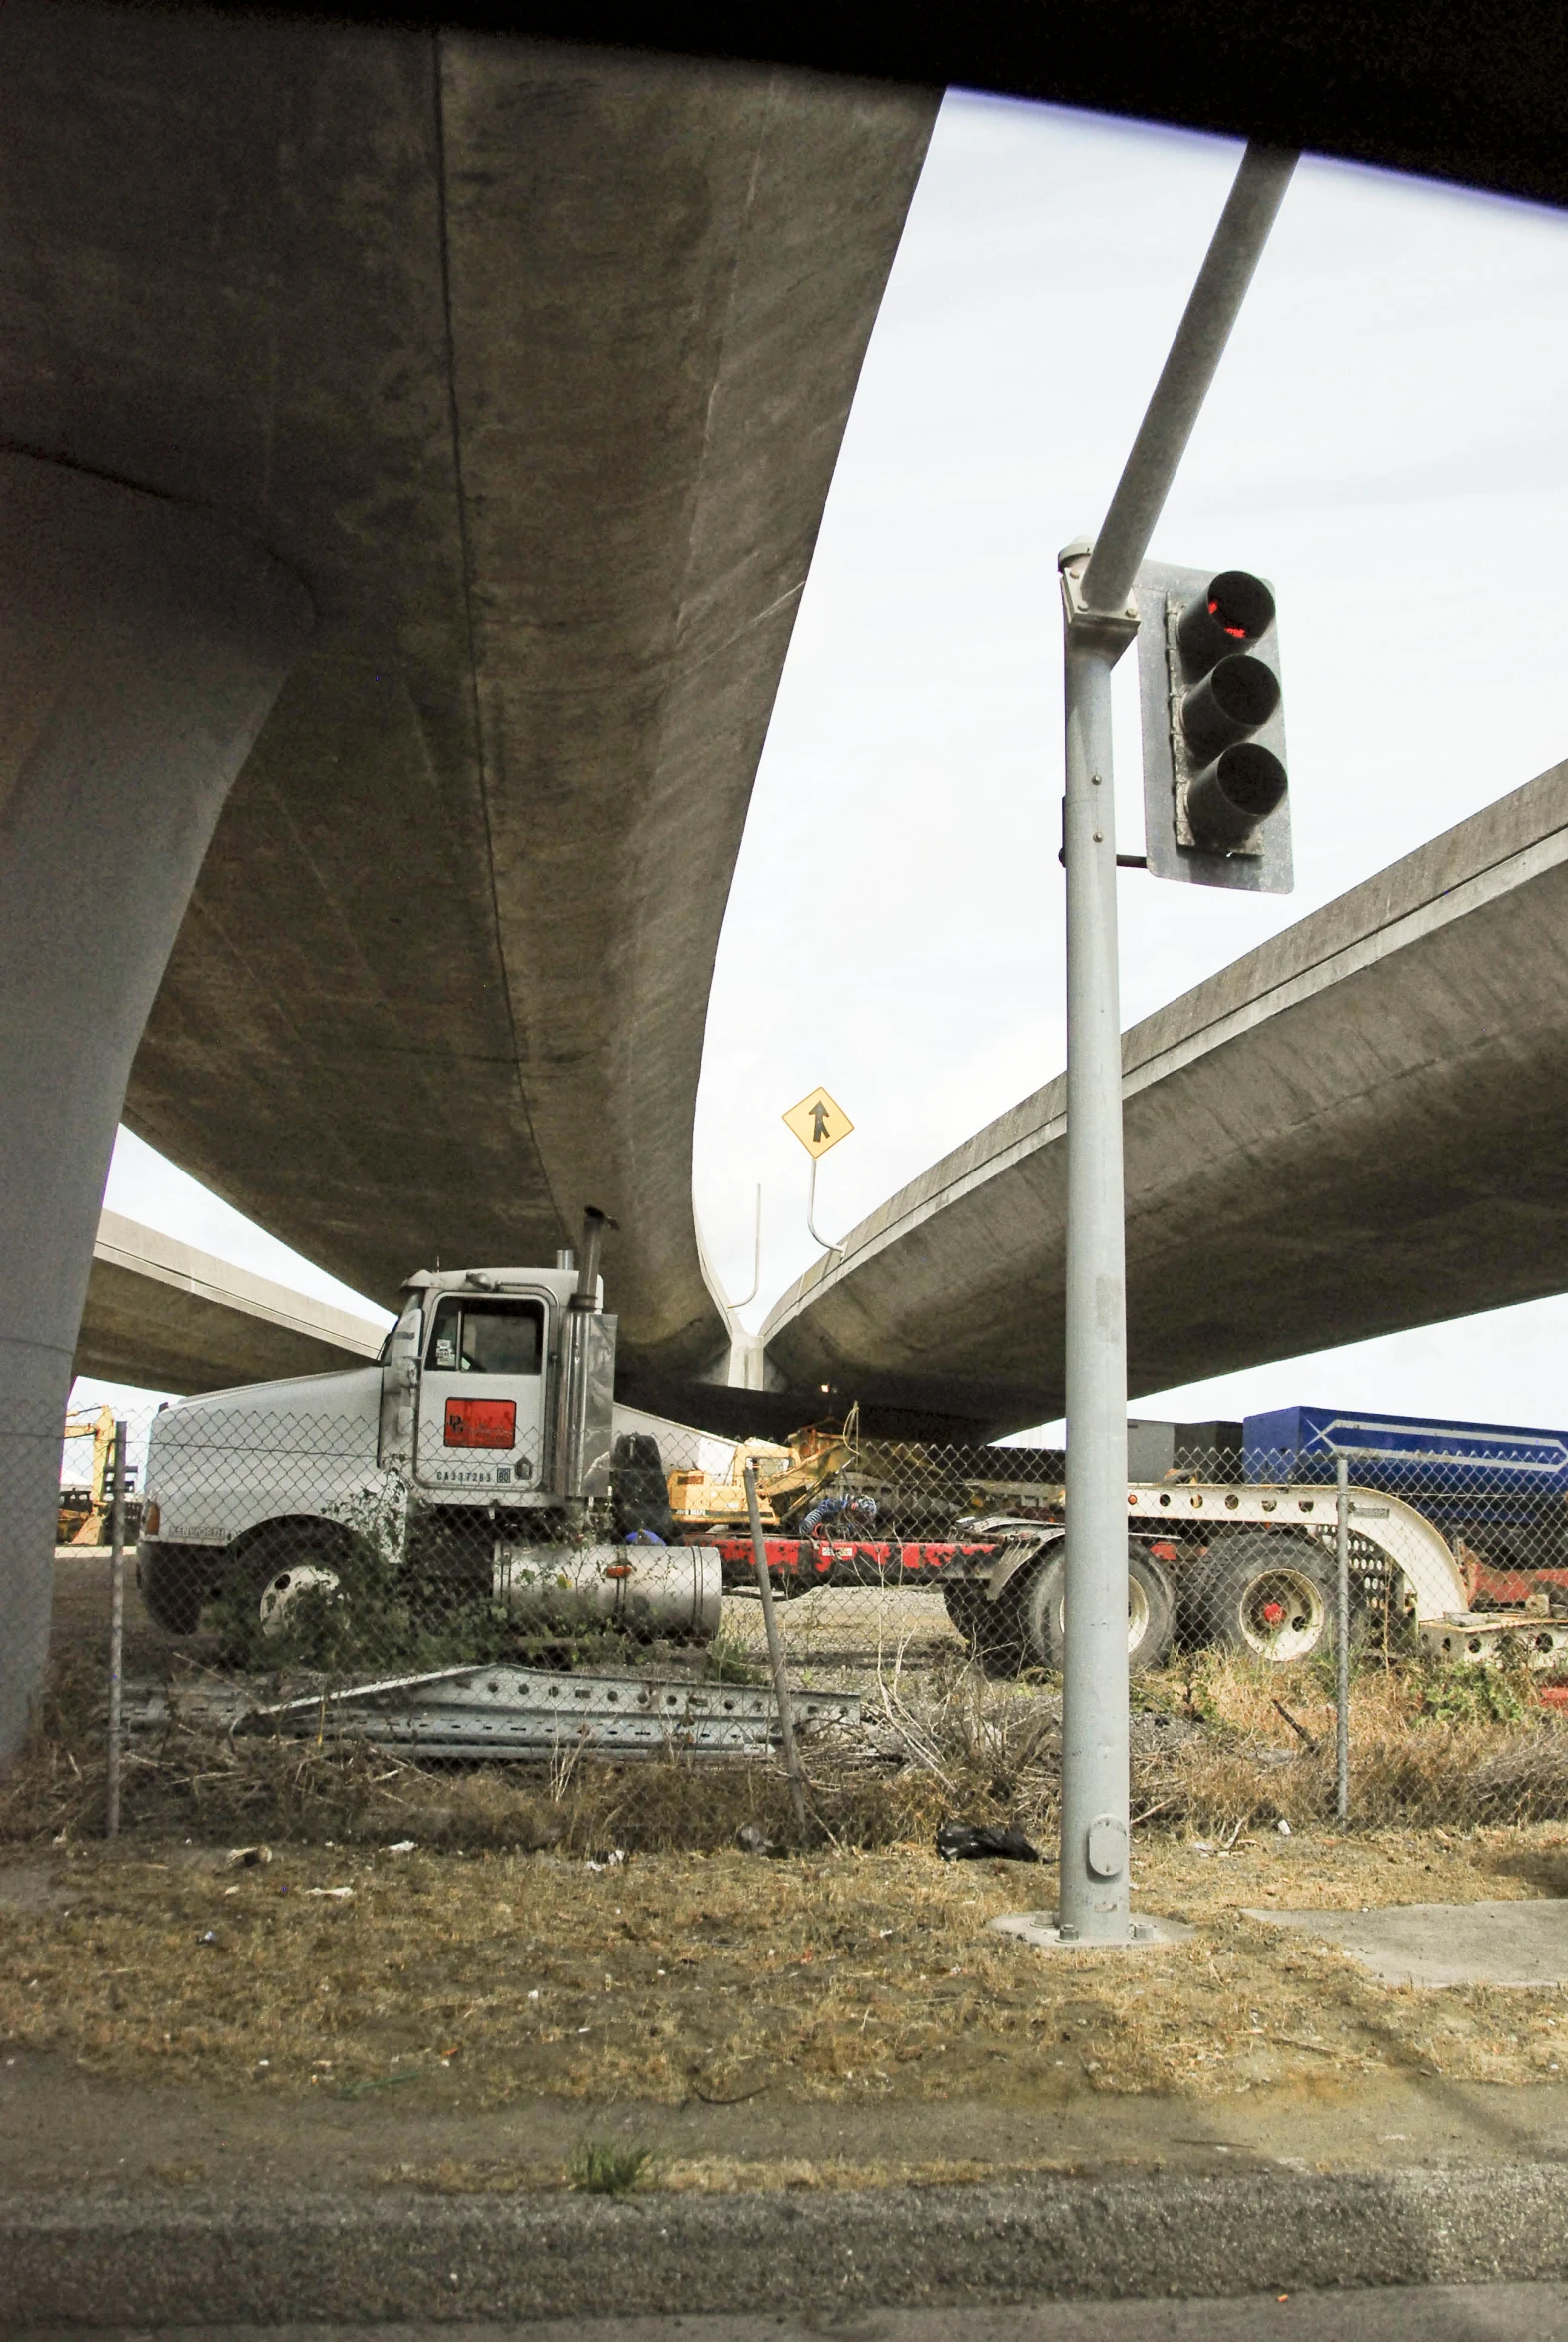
xmin=990 ymin=1910 xmax=1194 ymax=1952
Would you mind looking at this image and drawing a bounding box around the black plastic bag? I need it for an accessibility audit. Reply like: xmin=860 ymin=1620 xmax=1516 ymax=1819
xmin=936 ymin=1822 xmax=1041 ymax=1863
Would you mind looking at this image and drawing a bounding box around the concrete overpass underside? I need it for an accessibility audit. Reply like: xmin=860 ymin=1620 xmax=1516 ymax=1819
xmin=76 ymin=1214 xmax=385 ymax=1397
xmin=762 ymin=760 xmax=1568 ymax=1436
xmin=0 ymin=4 xmax=935 ymax=1402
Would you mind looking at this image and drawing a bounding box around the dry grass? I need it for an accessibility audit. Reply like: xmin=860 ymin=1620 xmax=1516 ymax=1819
xmin=1137 ymin=1648 xmax=1568 ymax=1833
xmin=0 ymin=1670 xmax=949 ymax=1857
xmin=6 ymin=1818 xmax=1568 ymax=2120
xmin=10 ymin=1644 xmax=1568 ymax=1861
xmin=11 ymin=1617 xmax=1568 ymax=2154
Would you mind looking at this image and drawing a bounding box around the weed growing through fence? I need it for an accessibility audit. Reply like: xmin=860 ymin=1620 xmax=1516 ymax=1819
xmin=703 ymin=1627 xmax=766 ymax=1687
xmin=1417 ymin=1649 xmax=1534 ymax=1727
xmin=11 ymin=1646 xmax=1568 ymax=1851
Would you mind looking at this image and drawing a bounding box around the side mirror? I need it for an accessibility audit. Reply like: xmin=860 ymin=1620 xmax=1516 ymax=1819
xmin=378 ymin=1305 xmax=422 ymax=1467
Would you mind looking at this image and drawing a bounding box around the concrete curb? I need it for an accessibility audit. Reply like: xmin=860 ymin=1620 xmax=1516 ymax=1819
xmin=6 ymin=2164 xmax=1568 ymax=2324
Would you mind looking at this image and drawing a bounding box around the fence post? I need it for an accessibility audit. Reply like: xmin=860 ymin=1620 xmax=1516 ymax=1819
xmin=1335 ymin=1452 xmax=1351 ymax=1824
xmin=106 ymin=1416 xmax=127 ymax=1839
xmin=743 ymin=1459 xmax=808 ymax=1839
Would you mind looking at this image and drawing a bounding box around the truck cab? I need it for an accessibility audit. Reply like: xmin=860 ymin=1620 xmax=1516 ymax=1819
xmin=134 ymin=1212 xmax=690 ymax=1640
xmin=377 ymin=1260 xmax=612 ymax=1506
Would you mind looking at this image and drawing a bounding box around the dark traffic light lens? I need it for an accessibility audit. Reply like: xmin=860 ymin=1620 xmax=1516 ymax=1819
xmin=1206 ymin=652 xmax=1279 ymax=725
xmin=1175 ymin=570 xmax=1276 ymax=675
xmin=1178 ymin=652 xmax=1281 ymax=765
xmin=1215 ymin=743 xmax=1287 ymax=817
xmin=1185 ymin=743 xmax=1287 ymax=851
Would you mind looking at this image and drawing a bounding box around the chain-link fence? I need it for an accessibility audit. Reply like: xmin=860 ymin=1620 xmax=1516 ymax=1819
xmin=32 ymin=1400 xmax=1568 ymax=1850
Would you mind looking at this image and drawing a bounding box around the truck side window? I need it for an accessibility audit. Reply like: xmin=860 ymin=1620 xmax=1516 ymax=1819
xmin=426 ymin=1296 xmax=544 ymax=1376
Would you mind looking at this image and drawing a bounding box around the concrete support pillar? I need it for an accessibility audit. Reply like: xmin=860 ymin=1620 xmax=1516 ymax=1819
xmin=0 ymin=456 xmax=310 ymax=1765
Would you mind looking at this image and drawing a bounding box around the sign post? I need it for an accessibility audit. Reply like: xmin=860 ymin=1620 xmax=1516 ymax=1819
xmin=782 ymin=1086 xmax=854 ymax=1257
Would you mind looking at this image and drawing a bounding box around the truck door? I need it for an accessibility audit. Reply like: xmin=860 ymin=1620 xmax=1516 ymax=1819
xmin=415 ymin=1292 xmax=549 ymax=1495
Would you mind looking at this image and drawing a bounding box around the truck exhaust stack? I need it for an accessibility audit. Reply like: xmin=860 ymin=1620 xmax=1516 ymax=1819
xmin=550 ymin=1206 xmax=618 ymax=1503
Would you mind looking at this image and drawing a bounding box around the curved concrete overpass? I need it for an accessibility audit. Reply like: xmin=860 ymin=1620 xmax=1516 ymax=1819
xmin=78 ymin=1214 xmax=386 ymax=1396
xmin=762 ymin=758 xmax=1568 ymax=1434
xmin=0 ymin=4 xmax=935 ymax=1400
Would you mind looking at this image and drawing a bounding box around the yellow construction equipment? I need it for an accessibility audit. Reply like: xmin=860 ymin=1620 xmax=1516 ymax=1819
xmin=59 ymin=1405 xmax=118 ymax=1545
xmin=664 ymin=1418 xmax=859 ymax=1535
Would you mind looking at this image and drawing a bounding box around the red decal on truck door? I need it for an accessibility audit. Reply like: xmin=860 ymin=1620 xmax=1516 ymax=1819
xmin=444 ymin=1397 xmax=516 ymax=1449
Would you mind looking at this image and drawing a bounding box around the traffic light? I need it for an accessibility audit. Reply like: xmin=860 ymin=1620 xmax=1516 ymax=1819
xmin=1136 ymin=561 xmax=1291 ymax=892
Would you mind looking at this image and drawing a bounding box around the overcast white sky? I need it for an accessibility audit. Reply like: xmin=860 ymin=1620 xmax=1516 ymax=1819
xmin=80 ymin=89 xmax=1568 ymax=1434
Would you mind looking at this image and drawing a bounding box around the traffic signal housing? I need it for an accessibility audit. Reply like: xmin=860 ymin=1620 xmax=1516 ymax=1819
xmin=1136 ymin=561 xmax=1291 ymax=892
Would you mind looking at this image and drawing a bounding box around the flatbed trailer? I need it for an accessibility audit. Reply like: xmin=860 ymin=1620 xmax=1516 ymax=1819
xmin=703 ymin=1480 xmax=1486 ymax=1674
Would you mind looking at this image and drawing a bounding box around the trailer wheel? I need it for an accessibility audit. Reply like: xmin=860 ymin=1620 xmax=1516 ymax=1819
xmin=1195 ymin=1534 xmax=1333 ymax=1663
xmin=942 ymin=1579 xmax=1030 ymax=1676
xmin=1022 ymin=1545 xmax=1176 ymax=1674
xmin=137 ymin=1543 xmax=214 ymax=1636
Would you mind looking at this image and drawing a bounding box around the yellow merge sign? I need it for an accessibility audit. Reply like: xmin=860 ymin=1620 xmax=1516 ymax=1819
xmin=783 ymin=1086 xmax=853 ymax=1159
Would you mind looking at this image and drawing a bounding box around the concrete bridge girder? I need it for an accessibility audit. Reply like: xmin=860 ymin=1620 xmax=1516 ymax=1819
xmin=77 ymin=1214 xmax=386 ymax=1397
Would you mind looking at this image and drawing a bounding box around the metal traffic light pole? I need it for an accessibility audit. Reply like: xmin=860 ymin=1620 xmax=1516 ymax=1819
xmin=1057 ymin=144 xmax=1297 ymax=1946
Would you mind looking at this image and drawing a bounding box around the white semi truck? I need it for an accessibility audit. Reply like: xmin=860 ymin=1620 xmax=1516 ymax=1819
xmin=136 ymin=1210 xmax=720 ymax=1646
xmin=136 ymin=1208 xmax=1516 ymax=1675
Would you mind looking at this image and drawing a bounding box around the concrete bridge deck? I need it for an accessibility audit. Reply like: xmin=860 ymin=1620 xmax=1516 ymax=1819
xmin=762 ymin=758 xmax=1568 ymax=1435
xmin=0 ymin=5 xmax=934 ymax=1404
xmin=77 ymin=1213 xmax=386 ymax=1397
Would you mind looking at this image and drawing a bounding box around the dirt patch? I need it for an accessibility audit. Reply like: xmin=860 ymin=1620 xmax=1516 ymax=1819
xmin=399 ymin=2148 xmax=1105 ymax=2196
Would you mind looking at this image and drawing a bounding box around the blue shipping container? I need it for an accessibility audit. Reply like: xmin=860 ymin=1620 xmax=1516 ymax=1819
xmin=1242 ymin=1405 xmax=1568 ymax=1496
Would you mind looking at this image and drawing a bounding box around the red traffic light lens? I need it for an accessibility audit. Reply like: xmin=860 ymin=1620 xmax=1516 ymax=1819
xmin=1204 ymin=571 xmax=1275 ymax=643
xmin=1176 ymin=570 xmax=1276 ymax=676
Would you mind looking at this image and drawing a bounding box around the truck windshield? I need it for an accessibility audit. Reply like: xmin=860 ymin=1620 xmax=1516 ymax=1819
xmin=426 ymin=1296 xmax=543 ymax=1376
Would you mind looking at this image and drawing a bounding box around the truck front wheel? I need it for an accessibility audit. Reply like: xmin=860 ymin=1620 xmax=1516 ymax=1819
xmin=219 ymin=1522 xmax=353 ymax=1662
xmin=1194 ymin=1534 xmax=1333 ymax=1663
xmin=1022 ymin=1545 xmax=1176 ymax=1674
